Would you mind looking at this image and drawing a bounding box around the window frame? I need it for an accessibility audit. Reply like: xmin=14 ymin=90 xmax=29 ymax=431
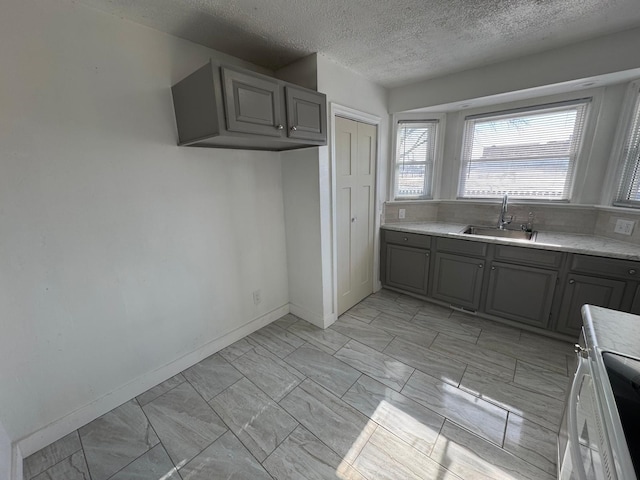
xmin=456 ymin=99 xmax=592 ymax=202
xmin=391 ymin=112 xmax=445 ymax=201
xmin=611 ymin=80 xmax=640 ymax=208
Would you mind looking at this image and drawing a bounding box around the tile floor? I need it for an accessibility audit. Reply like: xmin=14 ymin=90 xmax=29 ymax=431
xmin=23 ymin=289 xmax=576 ymax=480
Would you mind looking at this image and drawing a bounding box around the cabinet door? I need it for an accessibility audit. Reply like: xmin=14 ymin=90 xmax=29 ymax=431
xmin=432 ymin=253 xmax=485 ymax=310
xmin=485 ymin=262 xmax=557 ymax=328
xmin=630 ymin=284 xmax=640 ymax=315
xmin=384 ymin=245 xmax=430 ymax=296
xmin=556 ymin=274 xmax=626 ymax=336
xmin=221 ymin=67 xmax=283 ymax=137
xmin=285 ymin=86 xmax=327 ymax=142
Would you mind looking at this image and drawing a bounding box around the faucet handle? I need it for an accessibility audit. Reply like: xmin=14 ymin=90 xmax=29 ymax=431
xmin=522 ymin=212 xmax=534 ymax=232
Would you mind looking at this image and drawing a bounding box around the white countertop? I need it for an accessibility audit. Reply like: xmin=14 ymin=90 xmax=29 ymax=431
xmin=382 ymin=221 xmax=640 ymax=261
xmin=582 ymin=305 xmax=640 ymax=359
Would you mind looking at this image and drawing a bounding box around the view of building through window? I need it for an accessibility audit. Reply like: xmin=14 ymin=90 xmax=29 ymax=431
xmin=459 ymin=102 xmax=589 ymax=200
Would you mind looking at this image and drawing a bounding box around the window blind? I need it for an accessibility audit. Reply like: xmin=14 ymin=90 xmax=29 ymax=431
xmin=458 ymin=100 xmax=590 ymax=200
xmin=395 ymin=120 xmax=438 ymax=199
xmin=614 ymin=88 xmax=640 ymax=207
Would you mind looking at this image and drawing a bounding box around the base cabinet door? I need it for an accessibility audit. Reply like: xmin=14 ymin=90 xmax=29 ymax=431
xmin=630 ymin=284 xmax=640 ymax=315
xmin=485 ymin=262 xmax=557 ymax=328
xmin=385 ymin=245 xmax=430 ymax=296
xmin=556 ymin=273 xmax=626 ymax=336
xmin=432 ymin=253 xmax=485 ymax=310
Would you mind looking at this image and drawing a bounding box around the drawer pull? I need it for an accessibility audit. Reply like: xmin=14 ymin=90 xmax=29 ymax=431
xmin=276 ymin=124 xmax=284 ymax=130
xmin=491 ymin=266 xmax=496 ymax=270
xmin=403 ymin=237 xmax=408 ymax=241
xmin=425 ymin=253 xmax=430 ymax=257
xmin=629 ymin=269 xmax=637 ymax=275
xmin=291 ymin=126 xmax=298 ymax=131
xmin=478 ymin=264 xmax=483 ymax=268
xmin=569 ymin=279 xmax=576 ymax=284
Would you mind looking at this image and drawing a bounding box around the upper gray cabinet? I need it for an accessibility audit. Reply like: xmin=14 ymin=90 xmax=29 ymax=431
xmin=285 ymin=86 xmax=327 ymax=142
xmin=172 ymin=61 xmax=327 ymax=151
xmin=221 ymin=67 xmax=283 ymax=137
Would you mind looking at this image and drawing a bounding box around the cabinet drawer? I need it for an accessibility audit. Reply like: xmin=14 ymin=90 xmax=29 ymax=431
xmin=570 ymin=254 xmax=640 ymax=280
xmin=384 ymin=230 xmax=431 ymax=249
xmin=494 ymin=245 xmax=563 ymax=269
xmin=436 ymin=237 xmax=487 ymax=257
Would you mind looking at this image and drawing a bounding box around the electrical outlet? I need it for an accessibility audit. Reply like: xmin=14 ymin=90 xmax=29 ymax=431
xmin=614 ymin=219 xmax=635 ymax=235
xmin=399 ymin=208 xmax=406 ymax=219
xmin=252 ymin=290 xmax=262 ymax=305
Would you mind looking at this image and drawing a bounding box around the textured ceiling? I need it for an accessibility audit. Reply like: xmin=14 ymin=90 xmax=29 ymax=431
xmin=77 ymin=0 xmax=640 ymax=87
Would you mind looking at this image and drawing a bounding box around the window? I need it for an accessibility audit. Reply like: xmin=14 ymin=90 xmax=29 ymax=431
xmin=614 ymin=86 xmax=640 ymax=207
xmin=394 ymin=120 xmax=439 ymax=199
xmin=458 ymin=100 xmax=590 ymax=200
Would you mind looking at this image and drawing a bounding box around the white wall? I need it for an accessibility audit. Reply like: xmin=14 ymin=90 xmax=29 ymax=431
xmin=389 ymin=26 xmax=640 ymax=113
xmin=280 ymin=55 xmax=390 ymax=328
xmin=316 ymin=55 xmax=390 ymax=309
xmin=281 ymin=149 xmax=324 ymax=323
xmin=0 ymin=0 xmax=289 ymax=452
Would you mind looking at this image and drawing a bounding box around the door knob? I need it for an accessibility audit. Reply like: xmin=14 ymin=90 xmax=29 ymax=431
xmin=276 ymin=124 xmax=284 ymax=130
xmin=291 ymin=126 xmax=298 ymax=131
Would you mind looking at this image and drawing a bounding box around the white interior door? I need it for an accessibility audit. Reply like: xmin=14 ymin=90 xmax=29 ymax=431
xmin=336 ymin=116 xmax=377 ymax=315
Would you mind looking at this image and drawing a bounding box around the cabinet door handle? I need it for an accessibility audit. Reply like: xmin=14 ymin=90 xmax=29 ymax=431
xmin=629 ymin=269 xmax=637 ymax=275
xmin=403 ymin=237 xmax=408 ymax=241
xmin=569 ymin=279 xmax=576 ymax=284
xmin=491 ymin=266 xmax=496 ymax=270
xmin=351 ymin=217 xmax=357 ymax=223
xmin=291 ymin=126 xmax=298 ymax=131
xmin=478 ymin=264 xmax=483 ymax=268
xmin=425 ymin=253 xmax=430 ymax=257
xmin=276 ymin=124 xmax=284 ymax=130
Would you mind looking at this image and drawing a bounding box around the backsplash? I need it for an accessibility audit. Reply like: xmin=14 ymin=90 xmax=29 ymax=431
xmin=385 ymin=201 xmax=640 ymax=245
xmin=595 ymin=209 xmax=640 ymax=244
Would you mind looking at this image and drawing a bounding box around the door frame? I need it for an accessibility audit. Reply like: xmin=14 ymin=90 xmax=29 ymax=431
xmin=329 ymin=103 xmax=382 ymax=321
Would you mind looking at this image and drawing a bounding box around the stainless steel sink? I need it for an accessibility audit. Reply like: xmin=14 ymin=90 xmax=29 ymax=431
xmin=462 ymin=226 xmax=537 ymax=241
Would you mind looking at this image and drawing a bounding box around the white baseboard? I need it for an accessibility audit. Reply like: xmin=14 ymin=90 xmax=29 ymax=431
xmin=322 ymin=312 xmax=337 ymax=328
xmin=289 ymin=303 xmax=323 ymax=327
xmin=289 ymin=303 xmax=336 ymax=328
xmin=16 ymin=304 xmax=289 ymax=460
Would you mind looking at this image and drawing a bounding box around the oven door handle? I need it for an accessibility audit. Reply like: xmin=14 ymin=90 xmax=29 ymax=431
xmin=567 ymin=353 xmax=589 ymax=480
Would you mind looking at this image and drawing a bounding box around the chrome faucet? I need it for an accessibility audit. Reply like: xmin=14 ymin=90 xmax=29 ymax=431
xmin=497 ymin=193 xmax=512 ymax=230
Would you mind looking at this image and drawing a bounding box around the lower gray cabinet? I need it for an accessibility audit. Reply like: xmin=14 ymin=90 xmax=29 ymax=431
xmin=385 ymin=244 xmax=430 ymax=296
xmin=432 ymin=252 xmax=485 ymax=310
xmin=631 ymin=285 xmax=640 ymax=315
xmin=556 ymin=273 xmax=626 ymax=336
xmin=485 ymin=262 xmax=557 ymax=329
